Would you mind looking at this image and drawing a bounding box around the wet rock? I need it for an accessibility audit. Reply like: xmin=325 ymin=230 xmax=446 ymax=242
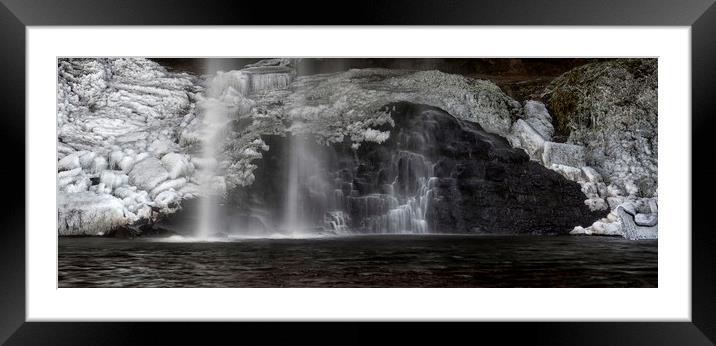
xmin=228 ymin=101 xmax=604 ymax=235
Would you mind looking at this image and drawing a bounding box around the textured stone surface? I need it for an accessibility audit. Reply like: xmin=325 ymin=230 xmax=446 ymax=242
xmin=522 ymin=100 xmax=554 ymax=140
xmin=222 ymin=102 xmax=605 ymax=235
xmin=542 ymin=58 xmax=657 ymax=199
xmin=541 ymin=59 xmax=658 ymax=239
xmin=542 ymin=142 xmax=586 ymax=168
xmin=617 ymin=206 xmax=658 ymax=240
xmin=509 ymin=119 xmax=546 ymax=160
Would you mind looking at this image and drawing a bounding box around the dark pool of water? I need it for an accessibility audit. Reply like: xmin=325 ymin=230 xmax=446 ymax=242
xmin=58 ymin=235 xmax=657 ymax=288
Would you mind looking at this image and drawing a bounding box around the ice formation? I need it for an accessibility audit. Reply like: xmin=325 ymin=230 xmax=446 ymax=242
xmin=57 ymin=58 xmax=201 ymax=235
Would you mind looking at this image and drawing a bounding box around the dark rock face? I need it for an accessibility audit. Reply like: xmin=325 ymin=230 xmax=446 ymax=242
xmin=222 ymin=101 xmax=604 ymax=235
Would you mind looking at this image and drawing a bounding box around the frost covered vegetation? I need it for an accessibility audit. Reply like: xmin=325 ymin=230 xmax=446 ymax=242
xmin=56 ymin=58 xmax=657 ymax=239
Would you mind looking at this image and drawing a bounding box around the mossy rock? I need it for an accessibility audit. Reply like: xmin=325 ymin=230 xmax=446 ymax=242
xmin=541 ymin=58 xmax=656 ymax=141
xmin=540 ymin=58 xmax=658 ymax=199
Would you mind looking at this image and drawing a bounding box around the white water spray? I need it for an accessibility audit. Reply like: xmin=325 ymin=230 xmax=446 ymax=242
xmin=197 ymin=61 xmax=296 ymax=239
xmin=197 ymin=70 xmax=231 ymax=239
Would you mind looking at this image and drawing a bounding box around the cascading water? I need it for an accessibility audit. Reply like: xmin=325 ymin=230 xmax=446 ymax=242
xmin=208 ymin=66 xmax=295 ymax=96
xmin=283 ymin=135 xmax=302 ymax=233
xmin=344 ymin=151 xmax=437 ymax=234
xmin=197 ymin=62 xmax=296 ymax=239
xmin=196 ymin=69 xmax=231 ymax=239
xmin=281 ymin=134 xmax=337 ymax=235
xmin=389 ymin=151 xmax=436 ymax=234
xmin=325 ymin=211 xmax=349 ymax=234
xmin=196 ymin=63 xmax=438 ymax=237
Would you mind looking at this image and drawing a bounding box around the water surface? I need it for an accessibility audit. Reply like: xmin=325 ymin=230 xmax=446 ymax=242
xmin=58 ymin=235 xmax=657 ymax=287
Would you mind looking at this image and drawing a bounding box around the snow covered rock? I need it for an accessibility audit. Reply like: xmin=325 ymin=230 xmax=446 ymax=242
xmin=570 ymin=219 xmax=623 ymax=236
xmin=617 ymin=205 xmax=658 ymax=240
xmin=252 ymin=68 xmax=520 ymax=139
xmin=573 ymin=197 xmax=658 ymax=239
xmin=522 ymin=100 xmax=554 ymax=140
xmin=128 ymin=157 xmax=170 ymax=191
xmin=178 ymin=183 xmax=201 ymax=198
xmin=56 ymin=58 xmax=205 ymax=235
xmin=635 ymin=213 xmax=658 ymax=227
xmin=148 ymin=138 xmax=175 ymax=157
xmin=161 ymin=153 xmax=194 ymax=179
xmin=150 ymin=178 xmax=187 ymax=199
xmin=581 ymin=166 xmax=602 ymax=183
xmin=509 ymin=119 xmax=546 ymax=160
xmin=57 ymin=152 xmax=82 ymax=171
xmin=58 ymin=58 xmax=198 ymax=154
xmin=89 ymin=156 xmax=108 ymax=174
xmin=584 ymin=197 xmax=609 ymax=211
xmin=549 ymin=164 xmax=583 ymax=182
xmin=542 ymin=142 xmax=586 ymax=168
xmin=59 ymin=169 xmax=90 ymax=193
xmin=58 ymin=192 xmax=130 ymax=236
xmin=99 ymin=170 xmax=129 ymax=190
xmin=154 ymin=189 xmax=181 ymax=213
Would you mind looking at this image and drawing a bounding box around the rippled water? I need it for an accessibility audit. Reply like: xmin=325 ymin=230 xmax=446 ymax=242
xmin=58 ymin=235 xmax=657 ymax=287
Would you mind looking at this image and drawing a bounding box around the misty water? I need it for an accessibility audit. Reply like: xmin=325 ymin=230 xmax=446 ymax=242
xmin=58 ymin=235 xmax=657 ymax=287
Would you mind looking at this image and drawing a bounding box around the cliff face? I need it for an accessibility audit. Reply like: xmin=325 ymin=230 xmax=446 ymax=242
xmin=360 ymin=102 xmax=601 ymax=234
xmin=221 ymin=102 xmax=603 ymax=236
xmin=56 ymin=58 xmax=655 ymax=239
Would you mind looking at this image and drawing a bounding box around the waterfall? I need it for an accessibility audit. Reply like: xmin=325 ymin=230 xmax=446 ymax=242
xmin=325 ymin=211 xmax=349 ymax=234
xmin=282 ymin=134 xmax=333 ymax=235
xmin=346 ymin=151 xmax=437 ymax=234
xmin=283 ymin=135 xmax=302 ymax=233
xmin=194 ymin=61 xmax=444 ymax=237
xmin=249 ymin=69 xmax=293 ymax=93
xmin=197 ymin=62 xmax=295 ymax=239
xmin=208 ymin=66 xmax=295 ymax=96
xmin=196 ymin=67 xmax=233 ymax=239
xmin=358 ymin=176 xmax=436 ymax=234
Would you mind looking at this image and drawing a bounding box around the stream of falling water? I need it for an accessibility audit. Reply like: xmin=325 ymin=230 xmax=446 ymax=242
xmin=197 ymin=62 xmax=297 ymax=239
xmin=283 ymin=135 xmax=302 ymax=234
xmin=197 ymin=68 xmax=228 ymax=239
xmin=195 ymin=61 xmax=437 ymax=238
xmin=282 ymin=135 xmax=329 ymax=235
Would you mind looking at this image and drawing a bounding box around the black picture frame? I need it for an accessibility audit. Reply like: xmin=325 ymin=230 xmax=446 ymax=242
xmin=1 ymin=0 xmax=714 ymax=344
